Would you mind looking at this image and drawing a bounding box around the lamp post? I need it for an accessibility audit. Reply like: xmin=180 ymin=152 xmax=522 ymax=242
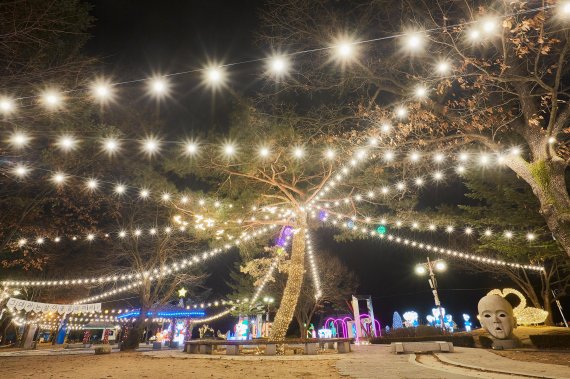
xmin=415 ymin=258 xmax=446 ymax=330
xmin=263 ymin=296 xmax=274 ymax=322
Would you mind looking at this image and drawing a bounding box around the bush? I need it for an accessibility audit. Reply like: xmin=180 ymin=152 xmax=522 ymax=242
xmin=385 ymin=326 xmax=443 ymax=338
xmin=370 ymin=335 xmax=475 ymax=348
xmin=479 ymin=335 xmax=493 ymax=349
xmin=529 ymin=334 xmax=570 ymax=349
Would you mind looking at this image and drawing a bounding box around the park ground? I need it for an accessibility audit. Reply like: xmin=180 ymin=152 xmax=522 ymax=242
xmin=1 ymin=344 xmax=569 ymax=379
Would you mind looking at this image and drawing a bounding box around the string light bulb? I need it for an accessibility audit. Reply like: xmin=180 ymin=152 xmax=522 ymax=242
xmin=436 ymin=60 xmax=450 ymax=74
xmin=13 ymin=164 xmax=30 ymax=178
xmin=141 ymin=137 xmax=161 ymax=157
xmin=149 ymin=77 xmax=168 ymax=97
xmin=86 ymin=178 xmax=99 ymax=191
xmin=40 ymin=90 xmax=62 ymax=109
xmin=56 ymin=135 xmax=78 ymax=152
xmin=293 ymin=146 xmax=305 ymax=159
xmin=268 ymin=56 xmax=289 ymax=76
xmin=0 ymin=98 xmax=14 ymax=114
xmin=395 ymin=106 xmax=407 ymax=118
xmin=51 ymin=172 xmax=67 ymax=186
xmin=404 ymin=32 xmax=425 ymax=52
xmin=8 ymin=132 xmax=30 ymax=149
xmin=102 ymin=138 xmax=120 ymax=155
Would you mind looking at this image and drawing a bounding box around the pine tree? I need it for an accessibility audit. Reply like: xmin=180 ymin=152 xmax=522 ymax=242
xmin=392 ymin=311 xmax=403 ymax=329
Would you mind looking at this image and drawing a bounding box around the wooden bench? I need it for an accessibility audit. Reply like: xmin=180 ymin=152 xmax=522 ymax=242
xmin=184 ymin=338 xmax=353 ymax=356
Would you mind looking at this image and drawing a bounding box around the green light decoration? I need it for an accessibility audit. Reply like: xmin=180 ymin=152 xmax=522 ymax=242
xmin=376 ymin=225 xmax=387 ymax=235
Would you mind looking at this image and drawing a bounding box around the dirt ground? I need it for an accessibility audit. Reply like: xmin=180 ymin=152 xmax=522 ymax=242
xmin=1 ymin=352 xmax=343 ymax=379
xmin=492 ymin=350 xmax=570 ymax=367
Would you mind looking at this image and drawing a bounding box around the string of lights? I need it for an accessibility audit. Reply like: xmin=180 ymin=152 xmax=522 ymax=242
xmin=0 ymin=3 xmax=563 ymax=114
xmin=320 ymin=214 xmax=543 ymax=271
xmin=304 ymin=230 xmax=321 ymax=299
xmin=3 ymin=225 xmax=277 ymax=289
xmin=316 ymin=209 xmax=542 ymax=243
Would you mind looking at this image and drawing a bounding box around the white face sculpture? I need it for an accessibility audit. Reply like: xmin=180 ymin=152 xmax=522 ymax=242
xmin=477 ymin=295 xmax=516 ymax=339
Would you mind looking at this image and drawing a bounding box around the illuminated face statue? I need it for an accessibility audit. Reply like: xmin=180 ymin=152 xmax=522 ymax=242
xmin=477 ymin=295 xmax=516 ymax=339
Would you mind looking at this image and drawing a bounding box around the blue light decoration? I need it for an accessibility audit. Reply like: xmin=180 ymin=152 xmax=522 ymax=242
xmin=444 ymin=314 xmax=454 ymax=332
xmin=116 ymin=309 xmax=206 ymax=319
xmin=376 ymin=225 xmax=387 ymax=235
xmin=463 ymin=314 xmax=472 ymax=332
xmin=347 ymin=220 xmax=355 ymax=229
xmin=276 ymin=225 xmax=293 ymax=247
xmin=318 ymin=210 xmax=328 ymax=221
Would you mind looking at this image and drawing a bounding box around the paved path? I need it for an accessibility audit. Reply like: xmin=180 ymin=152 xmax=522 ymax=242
xmin=336 ymin=345 xmax=570 ymax=379
xmin=1 ymin=344 xmax=569 ymax=378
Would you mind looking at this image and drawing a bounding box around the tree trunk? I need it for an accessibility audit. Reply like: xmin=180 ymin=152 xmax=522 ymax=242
xmin=121 ymin=305 xmax=148 ymax=351
xmin=269 ymin=215 xmax=307 ymax=341
xmin=513 ymin=158 xmax=570 ymax=257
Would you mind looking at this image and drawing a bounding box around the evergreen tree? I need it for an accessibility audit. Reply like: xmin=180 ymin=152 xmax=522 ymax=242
xmin=392 ymin=311 xmax=403 ymax=329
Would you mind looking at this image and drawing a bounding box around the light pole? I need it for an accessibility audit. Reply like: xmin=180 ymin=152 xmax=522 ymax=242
xmin=415 ymin=257 xmax=446 ymax=330
xmin=263 ymin=296 xmax=274 ymax=322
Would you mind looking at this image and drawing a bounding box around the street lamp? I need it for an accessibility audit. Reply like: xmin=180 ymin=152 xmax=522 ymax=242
xmin=415 ymin=258 xmax=446 ymax=329
xmin=263 ymin=296 xmax=274 ymax=322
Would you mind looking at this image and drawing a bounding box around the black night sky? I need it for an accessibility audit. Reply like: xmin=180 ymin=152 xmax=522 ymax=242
xmin=84 ymin=0 xmax=568 ymax=331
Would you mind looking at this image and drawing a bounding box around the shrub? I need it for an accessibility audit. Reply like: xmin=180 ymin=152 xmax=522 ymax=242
xmin=385 ymin=326 xmax=443 ymax=338
xmin=370 ymin=335 xmax=475 ymax=348
xmin=479 ymin=335 xmax=493 ymax=349
xmin=529 ymin=334 xmax=570 ymax=349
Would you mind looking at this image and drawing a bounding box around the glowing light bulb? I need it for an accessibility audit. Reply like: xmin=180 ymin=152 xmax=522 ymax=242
xmin=526 ymin=233 xmax=536 ymax=241
xmin=293 ymin=146 xmax=304 ymax=159
xmin=445 ymin=225 xmax=454 ymax=233
xmin=139 ymin=189 xmax=150 ymax=199
xmin=86 ymin=178 xmax=99 ymax=191
xmin=396 ymin=182 xmax=405 ymax=190
xmin=410 ymin=152 xmax=420 ymax=162
xmin=206 ymin=67 xmax=223 ymax=84
xmin=469 ymin=29 xmax=481 ymax=41
xmin=257 ymin=146 xmax=270 ymax=158
xmin=384 ymin=151 xmax=394 ymax=161
xmin=101 ymin=138 xmax=120 ymax=155
xmin=114 ymin=184 xmax=126 ymax=195
xmin=484 ymin=229 xmax=492 ymax=236
xmin=223 ymin=143 xmax=236 ymax=157
xmin=36 ymin=237 xmax=45 ymax=244
xmin=561 ymin=2 xmax=570 ymax=16
xmin=141 ymin=137 xmax=161 ymax=157
xmin=86 ymin=234 xmax=95 ymax=241
xmin=510 ymin=147 xmax=521 ymax=156
xmin=436 ymin=61 xmax=450 ymax=74
xmin=41 ymin=90 xmax=61 ymax=108
xmin=456 ymin=165 xmax=466 ymax=174
xmin=13 ymin=164 xmax=29 ymax=178
xmin=336 ymin=42 xmax=353 ymax=58
xmin=548 ymin=137 xmax=556 ymax=144
xmin=481 ymin=18 xmax=497 ymax=34
xmin=0 ymin=98 xmax=14 ymax=114
xmin=504 ymin=231 xmax=513 ymax=239
xmin=9 ymin=132 xmax=30 ymax=149
xmin=414 ymin=85 xmax=428 ymax=98
xmin=405 ymin=33 xmax=424 ymax=51
xmin=414 ymin=177 xmax=424 ymax=186
xmin=465 ymin=227 xmax=473 ymax=235
xmin=269 ymin=56 xmax=288 ymax=75
xmin=119 ymin=231 xmax=127 ymax=238
xmin=56 ymin=135 xmax=77 ymax=152
xmin=150 ymin=77 xmax=167 ymax=95
xmin=51 ymin=172 xmax=66 ymax=185
xmin=161 ymin=192 xmax=171 ymax=201
xmin=325 ymin=149 xmax=335 ymax=159
xmin=434 ymin=153 xmax=444 ymax=163
xmin=479 ymin=154 xmax=490 ymax=165
xmin=395 ymin=106 xmax=407 ymax=118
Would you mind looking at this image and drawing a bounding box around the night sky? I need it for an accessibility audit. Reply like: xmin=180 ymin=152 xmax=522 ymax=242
xmin=84 ymin=0 xmax=568 ymax=331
